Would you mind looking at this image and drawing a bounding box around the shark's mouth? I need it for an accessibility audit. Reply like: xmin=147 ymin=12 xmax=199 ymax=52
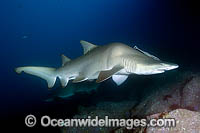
xmin=160 ymin=63 xmax=179 ymax=71
xmin=152 ymin=70 xmax=165 ymax=74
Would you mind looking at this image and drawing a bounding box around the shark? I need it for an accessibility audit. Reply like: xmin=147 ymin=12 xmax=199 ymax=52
xmin=15 ymin=40 xmax=179 ymax=88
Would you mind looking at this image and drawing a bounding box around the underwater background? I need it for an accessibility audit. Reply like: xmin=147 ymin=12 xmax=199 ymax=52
xmin=0 ymin=0 xmax=199 ymax=132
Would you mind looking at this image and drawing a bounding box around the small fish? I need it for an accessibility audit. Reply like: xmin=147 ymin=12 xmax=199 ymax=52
xmin=22 ymin=35 xmax=28 ymax=39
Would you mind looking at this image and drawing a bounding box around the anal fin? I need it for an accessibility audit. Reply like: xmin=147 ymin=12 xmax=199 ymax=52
xmin=60 ymin=77 xmax=69 ymax=88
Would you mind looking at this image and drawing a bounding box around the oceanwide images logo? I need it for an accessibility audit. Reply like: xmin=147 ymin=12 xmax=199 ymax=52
xmin=25 ymin=114 xmax=176 ymax=129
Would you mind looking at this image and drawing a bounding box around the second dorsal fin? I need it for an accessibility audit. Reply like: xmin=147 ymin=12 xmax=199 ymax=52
xmin=61 ymin=54 xmax=71 ymax=66
xmin=80 ymin=40 xmax=97 ymax=54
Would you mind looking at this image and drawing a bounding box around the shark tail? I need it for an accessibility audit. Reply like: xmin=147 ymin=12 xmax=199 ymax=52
xmin=15 ymin=66 xmax=57 ymax=88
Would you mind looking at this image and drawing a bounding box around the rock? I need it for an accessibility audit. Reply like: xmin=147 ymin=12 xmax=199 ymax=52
xmin=113 ymin=72 xmax=200 ymax=133
xmin=131 ymin=74 xmax=200 ymax=118
xmin=61 ymin=101 xmax=136 ymax=133
xmin=61 ymin=72 xmax=200 ymax=133
xmin=146 ymin=109 xmax=200 ymax=133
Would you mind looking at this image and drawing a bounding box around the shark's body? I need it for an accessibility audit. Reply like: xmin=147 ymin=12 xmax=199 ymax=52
xmin=15 ymin=40 xmax=178 ymax=88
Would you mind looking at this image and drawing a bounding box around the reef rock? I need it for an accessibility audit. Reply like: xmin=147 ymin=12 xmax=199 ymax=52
xmin=131 ymin=73 xmax=200 ymax=118
xmin=61 ymin=72 xmax=200 ymax=133
xmin=113 ymin=72 xmax=200 ymax=133
xmin=61 ymin=101 xmax=136 ymax=133
xmin=146 ymin=109 xmax=200 ymax=133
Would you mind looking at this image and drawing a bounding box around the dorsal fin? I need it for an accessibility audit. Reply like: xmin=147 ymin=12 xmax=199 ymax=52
xmin=134 ymin=46 xmax=160 ymax=61
xmin=61 ymin=54 xmax=71 ymax=66
xmin=80 ymin=40 xmax=97 ymax=54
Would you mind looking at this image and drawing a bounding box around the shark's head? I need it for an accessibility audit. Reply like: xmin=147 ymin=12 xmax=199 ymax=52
xmin=135 ymin=61 xmax=179 ymax=75
xmin=122 ymin=45 xmax=179 ymax=75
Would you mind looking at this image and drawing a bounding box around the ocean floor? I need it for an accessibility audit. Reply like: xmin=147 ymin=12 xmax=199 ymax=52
xmin=61 ymin=71 xmax=200 ymax=133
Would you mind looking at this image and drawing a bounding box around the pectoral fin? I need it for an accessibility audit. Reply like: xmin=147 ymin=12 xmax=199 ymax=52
xmin=96 ymin=66 xmax=123 ymax=83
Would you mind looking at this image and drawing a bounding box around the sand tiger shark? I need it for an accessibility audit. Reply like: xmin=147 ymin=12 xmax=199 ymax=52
xmin=15 ymin=40 xmax=179 ymax=88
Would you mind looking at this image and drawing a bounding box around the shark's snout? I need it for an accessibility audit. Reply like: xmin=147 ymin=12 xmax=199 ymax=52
xmin=160 ymin=63 xmax=179 ymax=71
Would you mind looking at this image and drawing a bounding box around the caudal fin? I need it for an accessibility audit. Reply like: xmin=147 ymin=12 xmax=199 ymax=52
xmin=15 ymin=66 xmax=57 ymax=88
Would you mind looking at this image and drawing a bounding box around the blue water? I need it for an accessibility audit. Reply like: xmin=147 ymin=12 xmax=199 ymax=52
xmin=0 ymin=0 xmax=199 ymax=132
